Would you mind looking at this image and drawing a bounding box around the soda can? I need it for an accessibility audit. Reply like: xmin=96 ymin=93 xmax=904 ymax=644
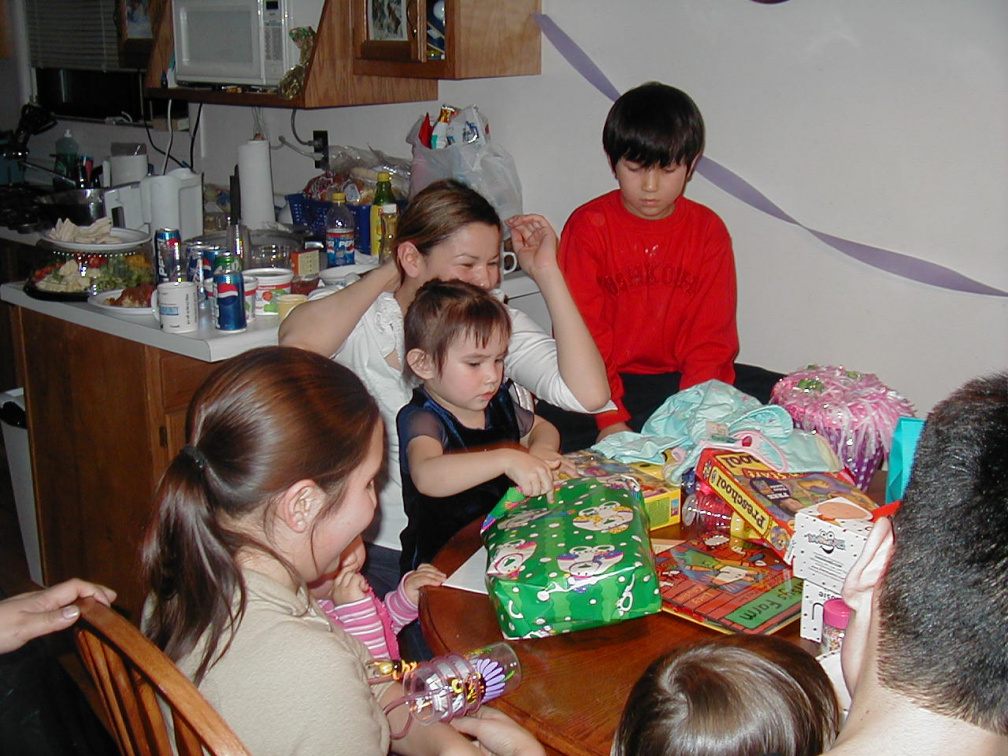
xmin=213 ymin=271 xmax=246 ymax=332
xmin=155 ymin=228 xmax=184 ymax=283
xmin=186 ymin=241 xmax=216 ymax=302
xmin=199 ymin=244 xmax=224 ymax=300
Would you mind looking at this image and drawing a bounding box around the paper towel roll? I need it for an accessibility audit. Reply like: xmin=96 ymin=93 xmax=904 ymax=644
xmin=238 ymin=139 xmax=276 ymax=229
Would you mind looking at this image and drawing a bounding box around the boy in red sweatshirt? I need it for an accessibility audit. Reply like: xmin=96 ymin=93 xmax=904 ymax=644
xmin=541 ymin=81 xmax=780 ymax=451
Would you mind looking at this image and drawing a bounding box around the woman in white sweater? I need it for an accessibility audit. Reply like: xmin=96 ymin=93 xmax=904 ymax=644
xmin=280 ymin=180 xmax=610 ymax=595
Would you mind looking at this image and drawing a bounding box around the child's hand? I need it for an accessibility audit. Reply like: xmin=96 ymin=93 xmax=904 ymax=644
xmin=402 ymin=563 xmax=447 ymax=605
xmin=328 ymin=569 xmax=369 ymax=606
xmin=505 ymin=214 xmax=559 ymax=278
xmin=503 ymin=449 xmax=561 ymax=503
xmin=528 ymin=446 xmax=578 ymax=479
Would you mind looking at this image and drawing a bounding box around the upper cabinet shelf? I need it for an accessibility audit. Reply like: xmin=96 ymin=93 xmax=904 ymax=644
xmin=144 ymin=0 xmax=540 ymax=109
xmin=351 ymin=0 xmax=541 ymax=80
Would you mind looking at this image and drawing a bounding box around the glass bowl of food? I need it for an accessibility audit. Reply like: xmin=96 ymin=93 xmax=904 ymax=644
xmin=26 ymin=234 xmax=155 ymax=300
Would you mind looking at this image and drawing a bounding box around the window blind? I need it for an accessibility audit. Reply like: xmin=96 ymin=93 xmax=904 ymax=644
xmin=25 ymin=0 xmax=126 ymax=72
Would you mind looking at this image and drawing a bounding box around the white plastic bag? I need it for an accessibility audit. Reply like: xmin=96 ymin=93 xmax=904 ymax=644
xmin=406 ymin=111 xmax=523 ymax=225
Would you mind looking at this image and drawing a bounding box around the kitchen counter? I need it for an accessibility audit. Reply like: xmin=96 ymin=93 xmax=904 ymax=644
xmin=1 ymin=282 xmax=279 ymax=362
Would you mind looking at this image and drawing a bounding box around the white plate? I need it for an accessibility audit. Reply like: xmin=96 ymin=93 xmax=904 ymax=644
xmin=88 ymin=288 xmax=155 ymax=316
xmin=42 ymin=227 xmax=152 ymax=253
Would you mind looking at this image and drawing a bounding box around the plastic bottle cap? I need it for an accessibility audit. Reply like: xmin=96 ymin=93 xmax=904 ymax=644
xmin=331 ymin=191 xmax=345 ymax=203
xmin=823 ymin=598 xmax=851 ymax=629
xmin=380 ymin=203 xmax=397 ymax=212
xmin=377 ymin=172 xmax=390 ymax=181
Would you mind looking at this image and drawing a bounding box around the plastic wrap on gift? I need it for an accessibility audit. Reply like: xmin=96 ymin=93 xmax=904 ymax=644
xmin=480 ymin=478 xmax=661 ymax=640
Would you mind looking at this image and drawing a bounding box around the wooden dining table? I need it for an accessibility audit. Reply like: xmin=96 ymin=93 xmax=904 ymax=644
xmin=420 ymin=475 xmax=883 ymax=756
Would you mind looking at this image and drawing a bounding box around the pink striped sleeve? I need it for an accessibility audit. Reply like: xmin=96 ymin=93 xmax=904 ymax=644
xmin=383 ymin=571 xmax=420 ymax=635
xmin=318 ymin=594 xmax=393 ymax=660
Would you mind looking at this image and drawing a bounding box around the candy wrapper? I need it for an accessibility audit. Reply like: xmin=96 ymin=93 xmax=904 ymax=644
xmin=480 ymin=478 xmax=661 ymax=640
xmin=771 ymin=365 xmax=916 ymax=489
xmin=277 ymin=27 xmax=315 ymax=100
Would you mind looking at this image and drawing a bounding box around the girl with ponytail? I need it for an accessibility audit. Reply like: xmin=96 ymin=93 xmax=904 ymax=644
xmin=142 ymin=346 xmax=541 ymax=756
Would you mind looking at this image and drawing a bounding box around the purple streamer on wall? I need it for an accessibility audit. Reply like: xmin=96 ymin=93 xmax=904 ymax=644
xmin=533 ymin=13 xmax=1006 ymax=298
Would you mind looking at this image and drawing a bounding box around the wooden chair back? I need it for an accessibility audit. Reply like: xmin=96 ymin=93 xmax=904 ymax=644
xmin=73 ymin=597 xmax=250 ymax=756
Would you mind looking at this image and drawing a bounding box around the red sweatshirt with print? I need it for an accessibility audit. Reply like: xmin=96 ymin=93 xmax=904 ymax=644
xmin=558 ymin=190 xmax=739 ymax=430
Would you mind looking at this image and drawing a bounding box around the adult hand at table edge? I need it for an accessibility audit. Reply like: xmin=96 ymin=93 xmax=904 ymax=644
xmin=450 ymin=706 xmax=546 ymax=756
xmin=0 ymin=578 xmax=117 ymax=654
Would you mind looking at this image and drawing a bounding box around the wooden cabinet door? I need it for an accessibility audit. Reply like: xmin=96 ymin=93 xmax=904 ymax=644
xmin=18 ymin=310 xmax=158 ymax=619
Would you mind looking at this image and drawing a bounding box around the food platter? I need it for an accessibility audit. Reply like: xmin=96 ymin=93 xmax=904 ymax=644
xmin=41 ymin=227 xmax=152 ymax=253
xmin=87 ymin=288 xmax=155 ymax=317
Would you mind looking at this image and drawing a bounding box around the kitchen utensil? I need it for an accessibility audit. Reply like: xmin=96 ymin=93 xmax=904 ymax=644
xmin=35 ymin=188 xmax=106 ymax=226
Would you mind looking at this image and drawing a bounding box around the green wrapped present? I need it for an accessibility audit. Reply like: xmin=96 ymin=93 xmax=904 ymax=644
xmin=480 ymin=477 xmax=662 ymax=639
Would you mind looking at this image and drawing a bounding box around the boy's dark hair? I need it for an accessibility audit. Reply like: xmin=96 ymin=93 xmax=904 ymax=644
xmin=602 ymin=81 xmax=705 ymax=171
xmin=403 ymin=279 xmax=511 ymax=380
xmin=613 ymin=635 xmax=840 ymax=756
xmin=877 ymin=371 xmax=1008 ymax=734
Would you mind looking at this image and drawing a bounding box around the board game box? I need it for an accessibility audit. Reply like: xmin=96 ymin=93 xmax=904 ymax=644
xmin=653 ymin=534 xmax=803 ymax=635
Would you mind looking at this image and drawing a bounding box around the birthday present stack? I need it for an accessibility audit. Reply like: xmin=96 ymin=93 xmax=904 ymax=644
xmin=481 ymin=477 xmax=662 ymax=639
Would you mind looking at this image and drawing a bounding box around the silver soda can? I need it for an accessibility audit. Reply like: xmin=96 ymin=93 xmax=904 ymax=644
xmin=185 ymin=241 xmax=216 ymax=302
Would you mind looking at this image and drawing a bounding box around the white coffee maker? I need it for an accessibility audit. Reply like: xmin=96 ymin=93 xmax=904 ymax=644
xmin=104 ymin=168 xmax=203 ymax=241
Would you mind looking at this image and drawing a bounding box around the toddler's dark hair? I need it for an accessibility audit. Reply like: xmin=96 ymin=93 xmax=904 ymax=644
xmin=403 ymin=279 xmax=511 ymax=380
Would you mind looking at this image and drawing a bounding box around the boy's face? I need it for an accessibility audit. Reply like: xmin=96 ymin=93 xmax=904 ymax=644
xmin=424 ymin=327 xmax=508 ymax=421
xmin=614 ymin=158 xmax=693 ymax=220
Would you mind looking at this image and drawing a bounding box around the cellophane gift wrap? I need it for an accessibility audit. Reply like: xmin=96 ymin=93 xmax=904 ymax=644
xmin=480 ymin=477 xmax=662 ymax=639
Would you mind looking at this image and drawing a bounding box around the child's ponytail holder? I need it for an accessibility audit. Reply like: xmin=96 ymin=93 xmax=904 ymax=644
xmin=182 ymin=443 xmax=207 ymax=472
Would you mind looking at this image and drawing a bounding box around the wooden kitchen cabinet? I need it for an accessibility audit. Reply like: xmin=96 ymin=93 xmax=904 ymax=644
xmin=144 ymin=0 xmax=437 ymax=109
xmin=351 ymin=0 xmax=541 ymax=80
xmin=10 ymin=307 xmax=217 ymax=620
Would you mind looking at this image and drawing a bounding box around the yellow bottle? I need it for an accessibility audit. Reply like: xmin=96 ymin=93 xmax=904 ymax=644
xmin=369 ymin=172 xmax=394 ymax=256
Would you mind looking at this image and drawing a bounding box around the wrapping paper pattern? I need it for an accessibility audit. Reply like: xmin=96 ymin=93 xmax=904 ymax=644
xmin=481 ymin=478 xmax=661 ymax=639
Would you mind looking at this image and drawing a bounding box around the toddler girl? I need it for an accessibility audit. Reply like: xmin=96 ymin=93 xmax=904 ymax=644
xmin=613 ymin=635 xmax=841 ymax=756
xmin=310 ymin=535 xmax=445 ymax=660
xmin=398 ymin=279 xmax=576 ymax=572
xmin=141 ymin=346 xmax=541 ymax=756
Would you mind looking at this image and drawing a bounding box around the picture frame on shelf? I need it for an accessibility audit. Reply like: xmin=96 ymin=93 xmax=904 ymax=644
xmin=354 ymin=0 xmax=423 ymax=63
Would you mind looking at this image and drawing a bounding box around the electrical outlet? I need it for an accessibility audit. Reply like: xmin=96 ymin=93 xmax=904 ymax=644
xmin=312 ymin=130 xmax=329 ymax=169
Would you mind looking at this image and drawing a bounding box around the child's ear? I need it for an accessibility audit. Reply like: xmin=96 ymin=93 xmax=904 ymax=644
xmin=278 ymin=480 xmax=325 ymax=534
xmin=841 ymin=517 xmax=895 ymax=614
xmin=398 ymin=241 xmax=423 ymax=278
xmin=686 ymin=154 xmax=702 ymax=180
xmin=406 ymin=348 xmax=436 ymax=380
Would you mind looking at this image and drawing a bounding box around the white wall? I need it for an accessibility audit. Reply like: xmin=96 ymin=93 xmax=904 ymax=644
xmin=5 ymin=0 xmax=1006 ymax=413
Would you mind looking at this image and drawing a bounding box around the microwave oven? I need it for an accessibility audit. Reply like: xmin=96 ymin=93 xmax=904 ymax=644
xmin=173 ymin=0 xmax=325 ymax=87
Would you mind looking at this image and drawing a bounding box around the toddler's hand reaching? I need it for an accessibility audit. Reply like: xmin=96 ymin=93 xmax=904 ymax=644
xmin=328 ymin=568 xmax=369 ymax=606
xmin=503 ymin=449 xmax=560 ymax=503
xmin=528 ymin=446 xmax=577 ymax=479
xmin=402 ymin=563 xmax=447 ymax=605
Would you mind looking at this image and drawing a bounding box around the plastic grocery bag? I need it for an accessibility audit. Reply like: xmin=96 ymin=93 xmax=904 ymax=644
xmin=406 ymin=111 xmax=522 ymax=224
xmin=481 ymin=477 xmax=661 ymax=639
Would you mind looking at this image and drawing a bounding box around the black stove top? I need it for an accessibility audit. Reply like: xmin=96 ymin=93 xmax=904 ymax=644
xmin=0 ymin=184 xmax=53 ymax=233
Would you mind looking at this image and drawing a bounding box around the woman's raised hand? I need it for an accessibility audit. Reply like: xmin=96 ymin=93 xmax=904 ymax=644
xmin=505 ymin=214 xmax=559 ymax=279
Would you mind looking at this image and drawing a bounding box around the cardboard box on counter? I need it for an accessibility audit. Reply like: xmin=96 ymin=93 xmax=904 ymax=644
xmin=563 ymin=450 xmax=680 ymax=530
xmin=696 ymin=449 xmax=876 ymax=560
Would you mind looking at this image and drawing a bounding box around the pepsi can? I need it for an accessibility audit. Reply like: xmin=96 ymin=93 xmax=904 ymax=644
xmin=155 ymin=228 xmax=184 ymax=283
xmin=213 ymin=255 xmax=246 ymax=332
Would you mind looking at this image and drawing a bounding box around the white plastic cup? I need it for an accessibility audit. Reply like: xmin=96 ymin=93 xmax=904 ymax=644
xmin=242 ymin=274 xmax=258 ymax=322
xmin=244 ymin=267 xmax=293 ymax=315
xmin=152 ymin=281 xmax=199 ymax=333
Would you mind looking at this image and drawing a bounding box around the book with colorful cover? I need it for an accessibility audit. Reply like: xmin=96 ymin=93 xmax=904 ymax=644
xmin=653 ymin=534 xmax=803 ymax=635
